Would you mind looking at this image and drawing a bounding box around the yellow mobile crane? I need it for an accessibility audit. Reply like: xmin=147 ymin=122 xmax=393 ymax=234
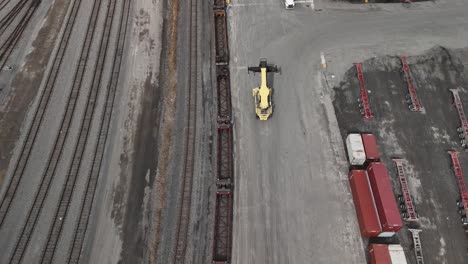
xmin=248 ymin=59 xmax=279 ymax=121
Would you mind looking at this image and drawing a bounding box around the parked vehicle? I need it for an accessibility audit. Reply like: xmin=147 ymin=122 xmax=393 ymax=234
xmin=368 ymin=244 xmax=408 ymax=264
xmin=284 ymin=0 xmax=295 ymax=9
xmin=349 ymin=170 xmax=381 ymax=237
xmin=367 ymin=162 xmax=403 ymax=237
xmin=248 ymin=59 xmax=278 ymax=121
xmin=361 ymin=133 xmax=380 ymax=163
xmin=346 ymin=134 xmax=366 ymax=166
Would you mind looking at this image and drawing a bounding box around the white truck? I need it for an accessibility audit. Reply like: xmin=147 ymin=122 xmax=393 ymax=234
xmin=284 ymin=0 xmax=295 ymax=9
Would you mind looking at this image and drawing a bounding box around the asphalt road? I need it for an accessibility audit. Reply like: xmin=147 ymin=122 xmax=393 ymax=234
xmin=228 ymin=0 xmax=468 ymax=263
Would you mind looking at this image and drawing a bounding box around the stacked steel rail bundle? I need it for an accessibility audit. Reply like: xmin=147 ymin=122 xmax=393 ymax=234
xmin=448 ymin=151 xmax=468 ymax=231
xmin=212 ymin=1 xmax=233 ymax=263
xmin=354 ymin=63 xmax=374 ymax=119
xmin=450 ymin=89 xmax=468 ymax=150
xmin=400 ymin=56 xmax=423 ymax=112
xmin=409 ymin=229 xmax=425 ymax=264
xmin=393 ymin=158 xmax=419 ymax=222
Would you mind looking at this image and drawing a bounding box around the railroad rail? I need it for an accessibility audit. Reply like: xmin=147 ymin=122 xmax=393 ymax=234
xmin=400 ymin=56 xmax=423 ymax=112
xmin=354 ymin=62 xmax=373 ymax=119
xmin=450 ymin=89 xmax=468 ymax=149
xmin=8 ymin=0 xmax=105 ymax=261
xmin=0 ymin=0 xmax=85 ymax=227
xmin=212 ymin=1 xmax=233 ymax=263
xmin=393 ymin=158 xmax=419 ymax=221
xmin=0 ymin=0 xmax=13 ymax=10
xmin=0 ymin=0 xmax=40 ymax=70
xmin=39 ymin=0 xmax=127 ymax=262
xmin=174 ymin=0 xmax=199 ymax=262
xmin=0 ymin=0 xmax=30 ymax=32
xmin=66 ymin=0 xmax=130 ymax=262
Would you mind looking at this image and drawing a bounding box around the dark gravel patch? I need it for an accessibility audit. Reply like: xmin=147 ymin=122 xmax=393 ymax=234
xmin=333 ymin=46 xmax=468 ymax=264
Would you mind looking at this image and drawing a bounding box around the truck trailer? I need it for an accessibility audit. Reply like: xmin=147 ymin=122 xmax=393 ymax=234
xmin=367 ymin=162 xmax=403 ymax=237
xmin=368 ymin=244 xmax=408 ymax=264
xmin=346 ymin=134 xmax=366 ymax=166
xmin=349 ymin=170 xmax=381 ymax=237
xmin=361 ymin=133 xmax=380 ymax=163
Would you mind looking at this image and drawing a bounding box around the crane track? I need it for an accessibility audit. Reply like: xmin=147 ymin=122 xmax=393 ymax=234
xmin=40 ymin=0 xmax=124 ymax=261
xmin=174 ymin=0 xmax=198 ymax=262
xmin=7 ymin=0 xmax=106 ymax=261
xmin=0 ymin=0 xmax=84 ymax=227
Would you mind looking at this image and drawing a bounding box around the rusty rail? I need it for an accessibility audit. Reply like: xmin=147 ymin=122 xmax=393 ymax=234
xmin=174 ymin=0 xmax=199 ymax=262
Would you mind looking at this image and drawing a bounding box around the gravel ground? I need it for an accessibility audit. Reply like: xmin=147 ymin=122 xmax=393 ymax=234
xmin=83 ymin=0 xmax=164 ymax=262
xmin=333 ymin=46 xmax=468 ymax=264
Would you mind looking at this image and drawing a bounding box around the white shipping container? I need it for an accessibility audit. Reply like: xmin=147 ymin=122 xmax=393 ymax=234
xmin=346 ymin=134 xmax=366 ymax=165
xmin=388 ymin=245 xmax=408 ymax=264
xmin=378 ymin=231 xmax=396 ymax=238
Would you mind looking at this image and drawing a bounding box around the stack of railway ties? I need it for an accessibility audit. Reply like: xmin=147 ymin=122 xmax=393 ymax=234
xmin=345 ymin=133 xmax=407 ymax=264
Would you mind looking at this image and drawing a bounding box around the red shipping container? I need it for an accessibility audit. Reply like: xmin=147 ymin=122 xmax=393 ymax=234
xmin=361 ymin=133 xmax=380 ymax=162
xmin=348 ymin=170 xmax=381 ymax=237
xmin=369 ymin=244 xmax=392 ymax=264
xmin=367 ymin=163 xmax=403 ymax=236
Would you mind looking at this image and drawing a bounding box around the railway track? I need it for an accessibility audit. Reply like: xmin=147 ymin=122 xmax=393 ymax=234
xmin=0 ymin=0 xmax=84 ymax=227
xmin=66 ymin=0 xmax=130 ymax=262
xmin=0 ymin=0 xmax=29 ymax=33
xmin=40 ymin=0 xmax=128 ymax=262
xmin=173 ymin=0 xmax=199 ymax=262
xmin=0 ymin=0 xmax=40 ymax=69
xmin=0 ymin=0 xmax=13 ymax=10
xmin=8 ymin=0 xmax=106 ymax=261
